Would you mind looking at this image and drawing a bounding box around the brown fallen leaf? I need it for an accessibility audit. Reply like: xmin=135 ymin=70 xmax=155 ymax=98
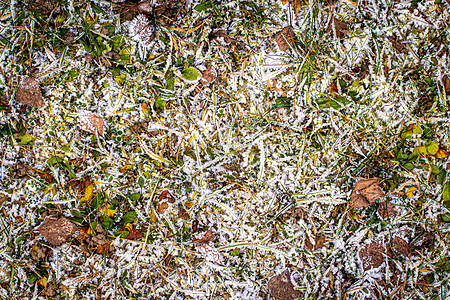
xmin=78 ymin=111 xmax=104 ymax=136
xmin=378 ymin=200 xmax=395 ymax=219
xmin=275 ymin=26 xmax=295 ymax=52
xmin=267 ymin=270 xmax=302 ymax=300
xmin=208 ymin=29 xmax=235 ymax=46
xmin=305 ymin=234 xmax=326 ymax=251
xmin=16 ymin=76 xmax=44 ymax=107
xmin=409 ymin=231 xmax=434 ymax=251
xmin=193 ymin=229 xmax=214 ymax=244
xmin=442 ymin=75 xmax=450 ymax=94
xmin=326 ymin=16 xmax=349 ymax=39
xmin=358 ymin=239 xmax=385 ymax=271
xmin=160 ymin=190 xmax=176 ymax=203
xmin=178 ymin=208 xmax=190 ymax=220
xmin=37 ymin=217 xmax=77 ymax=246
xmin=388 ymin=36 xmax=409 ymax=54
xmin=200 ymin=65 xmax=217 ymax=85
xmin=157 ymin=202 xmax=169 ymax=214
xmin=393 ymin=236 xmax=409 ymax=256
xmin=292 ymin=0 xmax=302 ymax=16
xmin=350 ymin=178 xmax=385 ymax=209
xmin=31 ymin=243 xmax=52 ymax=260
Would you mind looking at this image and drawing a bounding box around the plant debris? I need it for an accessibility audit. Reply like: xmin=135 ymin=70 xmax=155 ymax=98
xmin=393 ymin=236 xmax=409 ymax=257
xmin=409 ymin=231 xmax=434 ymax=251
xmin=37 ymin=217 xmax=77 ymax=246
xmin=378 ymin=200 xmax=395 ymax=219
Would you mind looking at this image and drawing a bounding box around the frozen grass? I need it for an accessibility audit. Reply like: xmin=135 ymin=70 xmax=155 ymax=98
xmin=0 ymin=0 xmax=450 ymax=299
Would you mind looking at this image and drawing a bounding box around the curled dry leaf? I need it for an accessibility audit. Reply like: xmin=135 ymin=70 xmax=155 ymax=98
xmin=350 ymin=178 xmax=385 ymax=209
xmin=16 ymin=76 xmax=44 ymax=107
xmin=37 ymin=216 xmax=77 ymax=246
xmin=388 ymin=36 xmax=409 ymax=54
xmin=193 ymin=229 xmax=214 ymax=244
xmin=78 ymin=111 xmax=104 ymax=136
xmin=275 ymin=26 xmax=295 ymax=52
xmin=378 ymin=200 xmax=395 ymax=219
xmin=358 ymin=239 xmax=385 ymax=271
xmin=200 ymin=65 xmax=217 ymax=85
xmin=393 ymin=236 xmax=409 ymax=256
xmin=267 ymin=270 xmax=302 ymax=300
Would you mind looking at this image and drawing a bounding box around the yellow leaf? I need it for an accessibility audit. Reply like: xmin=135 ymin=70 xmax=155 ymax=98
xmin=38 ymin=277 xmax=48 ymax=287
xmin=281 ymin=0 xmax=289 ymax=5
xmin=83 ymin=184 xmax=94 ymax=202
xmin=125 ymin=223 xmax=133 ymax=231
xmin=102 ymin=203 xmax=115 ymax=217
xmin=418 ymin=145 xmax=427 ymax=156
xmin=436 ymin=148 xmax=450 ymax=159
xmin=150 ymin=210 xmax=157 ymax=223
xmin=406 ymin=186 xmax=416 ymax=198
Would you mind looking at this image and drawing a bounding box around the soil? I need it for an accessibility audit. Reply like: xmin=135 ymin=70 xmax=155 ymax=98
xmin=267 ymin=270 xmax=302 ymax=300
xmin=16 ymin=76 xmax=44 ymax=107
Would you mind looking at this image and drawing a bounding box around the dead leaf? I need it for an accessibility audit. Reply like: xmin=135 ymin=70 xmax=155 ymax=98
xmin=178 ymin=208 xmax=190 ymax=220
xmin=292 ymin=0 xmax=302 ymax=16
xmin=281 ymin=0 xmax=288 ymax=4
xmin=350 ymin=178 xmax=385 ymax=209
xmin=160 ymin=190 xmax=176 ymax=203
xmin=157 ymin=202 xmax=169 ymax=214
xmin=442 ymin=75 xmax=450 ymax=94
xmin=31 ymin=243 xmax=52 ymax=260
xmin=78 ymin=111 xmax=104 ymax=136
xmin=388 ymin=36 xmax=409 ymax=54
xmin=40 ymin=283 xmax=57 ymax=297
xmin=97 ymin=242 xmax=110 ymax=254
xmin=267 ymin=270 xmax=302 ymax=300
xmin=326 ymin=16 xmax=349 ymax=39
xmin=393 ymin=236 xmax=409 ymax=256
xmin=90 ymin=224 xmax=108 ymax=246
xmin=16 ymin=76 xmax=44 ymax=107
xmin=200 ymin=65 xmax=217 ymax=85
xmin=329 ymin=81 xmax=339 ymax=95
xmin=378 ymin=200 xmax=395 ymax=219
xmin=358 ymin=239 xmax=384 ymax=271
xmin=126 ymin=225 xmax=143 ymax=240
xmin=193 ymin=229 xmax=214 ymax=244
xmin=275 ymin=26 xmax=295 ymax=52
xmin=37 ymin=216 xmax=77 ymax=246
xmin=208 ymin=29 xmax=235 ymax=45
xmin=305 ymin=234 xmax=326 ymax=251
xmin=409 ymin=231 xmax=434 ymax=251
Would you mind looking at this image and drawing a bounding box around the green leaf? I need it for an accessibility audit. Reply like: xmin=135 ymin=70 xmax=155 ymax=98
xmin=138 ymin=176 xmax=145 ymax=187
xmin=101 ymin=216 xmax=114 ymax=229
xmin=438 ymin=169 xmax=447 ymax=185
xmin=401 ymin=130 xmax=413 ymax=140
xmin=130 ymin=193 xmax=141 ymax=201
xmin=441 ymin=213 xmax=450 ymax=222
xmin=91 ymin=193 xmax=104 ymax=208
xmin=115 ymin=74 xmax=126 ymax=86
xmin=443 ymin=181 xmax=450 ymax=201
xmin=426 ymin=142 xmax=439 ymax=155
xmin=122 ymin=211 xmax=137 ymax=224
xmin=404 ymin=162 xmax=415 ymax=170
xmin=182 ymin=67 xmax=201 ymax=82
xmin=164 ymin=70 xmax=174 ymax=91
xmin=273 ymin=97 xmax=292 ymax=108
xmin=154 ymin=96 xmax=167 ymax=110
xmin=117 ymin=230 xmax=129 ymax=238
xmin=109 ymin=35 xmax=125 ymax=51
xmin=18 ymin=134 xmax=33 ymax=145
xmin=47 ymin=156 xmax=63 ymax=166
xmin=194 ymin=0 xmax=212 ymax=11
xmin=314 ymin=96 xmax=350 ymax=110
xmin=412 ymin=125 xmax=422 ymax=134
xmin=119 ymin=47 xmax=130 ymax=63
xmin=431 ymin=164 xmax=440 ymax=175
xmin=443 ymin=200 xmax=450 ymax=209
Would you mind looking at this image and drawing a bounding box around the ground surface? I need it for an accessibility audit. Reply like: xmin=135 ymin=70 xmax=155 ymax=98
xmin=1 ymin=0 xmax=450 ymax=299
